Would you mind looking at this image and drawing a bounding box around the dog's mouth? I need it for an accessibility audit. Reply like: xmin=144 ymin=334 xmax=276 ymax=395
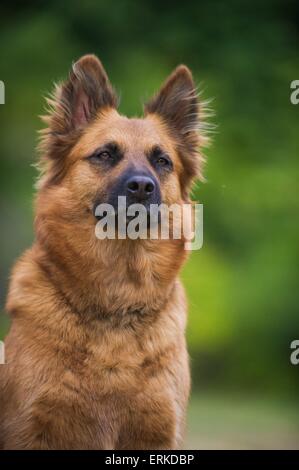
xmin=92 ymin=183 xmax=165 ymax=241
xmin=94 ymin=205 xmax=160 ymax=227
xmin=92 ymin=199 xmax=193 ymax=243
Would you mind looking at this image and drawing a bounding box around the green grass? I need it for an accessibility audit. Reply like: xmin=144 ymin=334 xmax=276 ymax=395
xmin=186 ymin=393 xmax=299 ymax=449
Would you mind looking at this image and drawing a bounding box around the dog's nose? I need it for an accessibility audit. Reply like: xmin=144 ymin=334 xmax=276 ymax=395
xmin=126 ymin=175 xmax=155 ymax=201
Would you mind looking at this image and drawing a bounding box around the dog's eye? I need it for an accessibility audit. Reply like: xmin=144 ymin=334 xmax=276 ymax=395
xmin=154 ymin=154 xmax=172 ymax=172
xmin=87 ymin=143 xmax=123 ymax=167
xmin=148 ymin=146 xmax=173 ymax=173
xmin=95 ymin=151 xmax=112 ymax=161
xmin=88 ymin=150 xmax=113 ymax=164
xmin=157 ymin=157 xmax=169 ymax=166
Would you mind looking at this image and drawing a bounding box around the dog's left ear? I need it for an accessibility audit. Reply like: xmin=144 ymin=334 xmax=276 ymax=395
xmin=39 ymin=55 xmax=118 ymax=182
xmin=145 ymin=65 xmax=206 ymax=188
xmin=47 ymin=54 xmax=117 ymax=133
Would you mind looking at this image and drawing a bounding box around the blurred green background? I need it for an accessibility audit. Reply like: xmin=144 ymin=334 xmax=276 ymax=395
xmin=0 ymin=0 xmax=299 ymax=449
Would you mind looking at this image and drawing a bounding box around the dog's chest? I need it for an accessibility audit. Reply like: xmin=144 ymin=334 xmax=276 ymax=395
xmin=65 ymin=329 xmax=178 ymax=448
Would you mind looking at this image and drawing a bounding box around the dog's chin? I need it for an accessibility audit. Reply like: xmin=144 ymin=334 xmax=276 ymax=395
xmin=124 ymin=211 xmax=159 ymax=225
xmin=95 ymin=210 xmax=160 ymax=227
xmin=94 ymin=206 xmax=161 ymax=242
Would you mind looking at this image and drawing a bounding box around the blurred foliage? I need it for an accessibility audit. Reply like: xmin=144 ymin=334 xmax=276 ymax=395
xmin=0 ymin=0 xmax=299 ymax=401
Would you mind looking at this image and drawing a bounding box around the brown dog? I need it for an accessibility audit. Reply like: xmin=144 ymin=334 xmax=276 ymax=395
xmin=0 ymin=55 xmax=207 ymax=449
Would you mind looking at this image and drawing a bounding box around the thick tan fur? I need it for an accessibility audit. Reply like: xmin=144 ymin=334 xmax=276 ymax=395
xmin=0 ymin=55 xmax=207 ymax=449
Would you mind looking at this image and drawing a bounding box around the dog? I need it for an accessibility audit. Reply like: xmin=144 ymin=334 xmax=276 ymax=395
xmin=0 ymin=54 xmax=207 ymax=449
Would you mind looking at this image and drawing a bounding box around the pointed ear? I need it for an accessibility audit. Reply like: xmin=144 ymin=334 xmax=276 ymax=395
xmin=144 ymin=65 xmax=206 ymax=188
xmin=39 ymin=55 xmax=118 ymax=182
xmin=47 ymin=54 xmax=117 ymax=132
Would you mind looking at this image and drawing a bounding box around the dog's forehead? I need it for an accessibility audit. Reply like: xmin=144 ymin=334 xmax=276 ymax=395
xmin=75 ymin=109 xmax=174 ymax=155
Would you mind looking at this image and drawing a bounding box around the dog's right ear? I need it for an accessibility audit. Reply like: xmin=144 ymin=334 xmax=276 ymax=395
xmin=39 ymin=55 xmax=117 ymax=181
xmin=45 ymin=54 xmax=117 ymax=132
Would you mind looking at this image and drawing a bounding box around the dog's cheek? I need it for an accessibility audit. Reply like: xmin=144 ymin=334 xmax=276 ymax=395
xmin=161 ymin=174 xmax=183 ymax=205
xmin=66 ymin=163 xmax=103 ymax=210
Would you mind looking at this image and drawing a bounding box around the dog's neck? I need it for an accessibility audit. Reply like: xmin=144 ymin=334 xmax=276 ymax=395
xmin=34 ymin=211 xmax=187 ymax=325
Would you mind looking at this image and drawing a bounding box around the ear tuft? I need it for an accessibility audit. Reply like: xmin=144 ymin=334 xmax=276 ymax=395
xmin=145 ymin=65 xmax=210 ymax=190
xmin=38 ymin=55 xmax=118 ymax=184
xmin=43 ymin=54 xmax=118 ymax=136
xmin=145 ymin=65 xmax=196 ymax=126
xmin=69 ymin=54 xmax=118 ymax=128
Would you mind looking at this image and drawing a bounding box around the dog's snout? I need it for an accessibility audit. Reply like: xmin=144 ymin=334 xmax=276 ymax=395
xmin=126 ymin=175 xmax=155 ymax=201
xmin=105 ymin=168 xmax=161 ymax=211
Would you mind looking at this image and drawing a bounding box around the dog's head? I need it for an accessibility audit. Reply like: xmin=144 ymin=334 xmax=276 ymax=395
xmin=38 ymin=55 xmax=207 ymax=229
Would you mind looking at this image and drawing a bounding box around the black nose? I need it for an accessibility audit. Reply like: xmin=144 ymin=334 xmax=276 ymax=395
xmin=126 ymin=175 xmax=155 ymax=201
